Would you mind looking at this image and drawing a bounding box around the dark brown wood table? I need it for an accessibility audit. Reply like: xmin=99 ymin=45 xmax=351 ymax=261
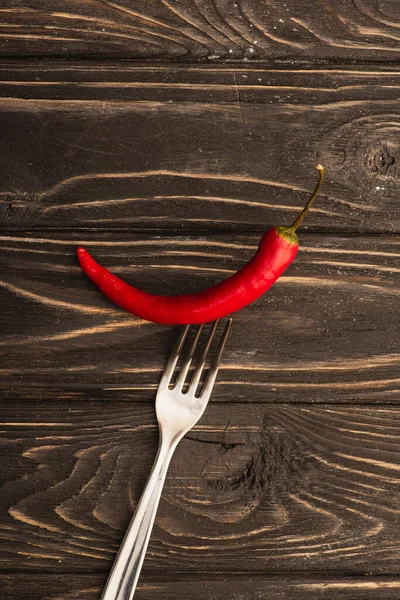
xmin=1 ymin=2 xmax=399 ymax=598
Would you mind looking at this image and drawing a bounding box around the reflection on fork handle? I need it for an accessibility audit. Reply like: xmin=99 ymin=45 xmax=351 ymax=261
xmin=101 ymin=433 xmax=177 ymax=600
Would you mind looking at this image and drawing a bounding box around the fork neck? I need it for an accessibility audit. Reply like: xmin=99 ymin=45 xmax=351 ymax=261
xmin=158 ymin=426 xmax=183 ymax=457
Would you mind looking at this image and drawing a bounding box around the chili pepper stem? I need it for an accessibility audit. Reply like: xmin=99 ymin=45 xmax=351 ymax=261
xmin=275 ymin=165 xmax=325 ymax=246
xmin=286 ymin=164 xmax=325 ymax=234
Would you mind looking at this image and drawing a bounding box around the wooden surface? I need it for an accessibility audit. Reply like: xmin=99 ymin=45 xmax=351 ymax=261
xmin=1 ymin=63 xmax=400 ymax=233
xmin=2 ymin=402 xmax=400 ymax=573
xmin=1 ymin=2 xmax=400 ymax=599
xmin=0 ymin=231 xmax=399 ymax=402
xmin=2 ymin=575 xmax=400 ymax=600
xmin=2 ymin=0 xmax=400 ymax=61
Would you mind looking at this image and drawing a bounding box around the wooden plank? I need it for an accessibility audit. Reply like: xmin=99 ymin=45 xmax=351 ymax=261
xmin=1 ymin=574 xmax=400 ymax=600
xmin=1 ymin=1 xmax=400 ymax=62
xmin=1 ymin=401 xmax=399 ymax=573
xmin=0 ymin=63 xmax=399 ymax=233
xmin=0 ymin=231 xmax=398 ymax=403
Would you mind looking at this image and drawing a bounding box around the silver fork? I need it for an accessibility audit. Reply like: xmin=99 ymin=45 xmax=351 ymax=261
xmin=101 ymin=319 xmax=232 ymax=600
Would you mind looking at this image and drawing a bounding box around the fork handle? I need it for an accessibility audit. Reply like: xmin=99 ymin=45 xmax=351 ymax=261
xmin=101 ymin=435 xmax=176 ymax=600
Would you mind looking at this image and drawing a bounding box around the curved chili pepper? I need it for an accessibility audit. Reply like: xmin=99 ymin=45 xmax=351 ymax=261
xmin=77 ymin=166 xmax=324 ymax=325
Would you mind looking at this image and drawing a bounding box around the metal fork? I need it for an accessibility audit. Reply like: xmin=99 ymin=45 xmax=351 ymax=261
xmin=101 ymin=319 xmax=232 ymax=600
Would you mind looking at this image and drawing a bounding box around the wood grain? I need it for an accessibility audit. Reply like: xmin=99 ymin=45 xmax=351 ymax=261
xmin=2 ymin=0 xmax=400 ymax=594
xmin=0 ymin=231 xmax=398 ymax=403
xmin=1 ymin=1 xmax=400 ymax=61
xmin=1 ymin=574 xmax=400 ymax=600
xmin=0 ymin=63 xmax=400 ymax=232
xmin=1 ymin=401 xmax=400 ymax=574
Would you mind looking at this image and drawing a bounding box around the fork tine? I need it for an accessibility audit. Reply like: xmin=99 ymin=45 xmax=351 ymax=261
xmin=199 ymin=318 xmax=232 ymax=401
xmin=174 ymin=324 xmax=203 ymax=390
xmin=188 ymin=320 xmax=219 ymax=394
xmin=199 ymin=320 xmax=219 ymax=363
xmin=211 ymin=318 xmax=232 ymax=368
xmin=159 ymin=324 xmax=190 ymax=386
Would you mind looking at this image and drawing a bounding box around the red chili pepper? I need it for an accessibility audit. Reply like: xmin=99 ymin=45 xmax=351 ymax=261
xmin=77 ymin=166 xmax=324 ymax=325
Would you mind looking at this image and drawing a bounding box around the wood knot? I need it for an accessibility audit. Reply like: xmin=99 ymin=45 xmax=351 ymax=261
xmin=0 ymin=191 xmax=40 ymax=224
xmin=366 ymin=146 xmax=395 ymax=176
xmin=157 ymin=421 xmax=314 ymax=530
xmin=319 ymin=115 xmax=400 ymax=205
